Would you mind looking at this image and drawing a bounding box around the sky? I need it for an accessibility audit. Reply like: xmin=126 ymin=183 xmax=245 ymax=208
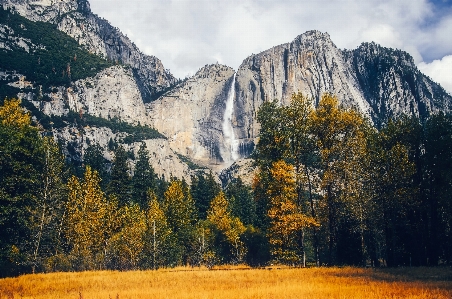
xmin=88 ymin=0 xmax=452 ymax=94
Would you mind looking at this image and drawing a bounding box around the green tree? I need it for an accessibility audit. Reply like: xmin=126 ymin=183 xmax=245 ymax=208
xmin=84 ymin=143 xmax=108 ymax=187
xmin=108 ymin=145 xmax=131 ymax=206
xmin=0 ymin=99 xmax=43 ymax=276
xmin=132 ymin=143 xmax=156 ymax=209
xmin=424 ymin=113 xmax=452 ymax=265
xmin=226 ymin=177 xmax=256 ymax=226
xmin=191 ymin=172 xmax=221 ymax=219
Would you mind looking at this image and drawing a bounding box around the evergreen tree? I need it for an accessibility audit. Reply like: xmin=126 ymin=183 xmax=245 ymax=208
xmin=131 ymin=142 xmax=156 ymax=209
xmin=226 ymin=177 xmax=256 ymax=226
xmin=424 ymin=113 xmax=452 ymax=265
xmin=108 ymin=145 xmax=131 ymax=206
xmin=84 ymin=143 xmax=108 ymax=187
xmin=190 ymin=172 xmax=221 ymax=219
xmin=0 ymin=99 xmax=43 ymax=276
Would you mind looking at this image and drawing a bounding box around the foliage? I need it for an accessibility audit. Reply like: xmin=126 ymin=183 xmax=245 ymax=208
xmin=108 ymin=145 xmax=131 ymax=206
xmin=3 ymin=93 xmax=452 ymax=275
xmin=190 ymin=172 xmax=221 ymax=219
xmin=131 ymin=143 xmax=157 ymax=209
xmin=207 ymin=192 xmax=247 ymax=264
xmin=0 ymin=98 xmax=43 ymax=276
xmin=64 ymin=166 xmax=116 ymax=270
xmin=0 ymin=8 xmax=113 ymax=89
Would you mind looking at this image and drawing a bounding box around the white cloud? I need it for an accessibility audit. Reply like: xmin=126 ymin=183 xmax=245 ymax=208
xmin=418 ymin=55 xmax=452 ymax=95
xmin=88 ymin=0 xmax=452 ymax=81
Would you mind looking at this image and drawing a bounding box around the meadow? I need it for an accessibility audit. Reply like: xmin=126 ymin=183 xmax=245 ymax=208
xmin=1 ymin=266 xmax=451 ymax=299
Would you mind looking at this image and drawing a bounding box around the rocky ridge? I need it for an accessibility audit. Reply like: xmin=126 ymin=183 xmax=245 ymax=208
xmin=1 ymin=0 xmax=175 ymax=101
xmin=2 ymin=1 xmax=452 ymax=183
xmin=230 ymin=30 xmax=452 ymax=154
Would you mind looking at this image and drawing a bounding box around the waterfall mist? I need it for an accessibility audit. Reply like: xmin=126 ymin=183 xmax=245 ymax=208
xmin=222 ymin=73 xmax=239 ymax=164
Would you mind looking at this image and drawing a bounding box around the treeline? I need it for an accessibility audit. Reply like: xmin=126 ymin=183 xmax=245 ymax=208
xmin=0 ymin=99 xmax=256 ymax=277
xmin=1 ymin=93 xmax=452 ymax=278
xmin=253 ymin=93 xmax=452 ymax=267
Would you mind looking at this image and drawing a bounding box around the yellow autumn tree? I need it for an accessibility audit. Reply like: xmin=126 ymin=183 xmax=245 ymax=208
xmin=145 ymin=190 xmax=172 ymax=269
xmin=309 ymin=93 xmax=369 ymax=265
xmin=207 ymin=192 xmax=246 ymax=264
xmin=108 ymin=203 xmax=146 ymax=270
xmin=65 ymin=166 xmax=115 ymax=270
xmin=267 ymin=160 xmax=316 ymax=265
xmin=0 ymin=98 xmax=31 ymax=128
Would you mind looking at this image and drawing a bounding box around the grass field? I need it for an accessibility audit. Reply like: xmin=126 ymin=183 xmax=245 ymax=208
xmin=1 ymin=266 xmax=451 ymax=299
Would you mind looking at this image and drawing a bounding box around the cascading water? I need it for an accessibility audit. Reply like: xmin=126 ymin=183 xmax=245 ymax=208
xmin=222 ymin=73 xmax=239 ymax=164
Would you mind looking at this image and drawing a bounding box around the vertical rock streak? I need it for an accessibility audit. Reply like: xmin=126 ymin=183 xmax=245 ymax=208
xmin=222 ymin=73 xmax=239 ymax=164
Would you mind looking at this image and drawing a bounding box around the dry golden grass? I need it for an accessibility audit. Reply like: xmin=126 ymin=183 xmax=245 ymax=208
xmin=1 ymin=266 xmax=451 ymax=299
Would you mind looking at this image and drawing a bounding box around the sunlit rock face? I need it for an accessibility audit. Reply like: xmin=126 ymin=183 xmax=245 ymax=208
xmin=234 ymin=30 xmax=452 ymax=149
xmin=146 ymin=64 xmax=236 ymax=171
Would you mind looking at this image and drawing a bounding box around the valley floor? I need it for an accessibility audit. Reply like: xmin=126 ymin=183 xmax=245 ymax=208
xmin=1 ymin=266 xmax=451 ymax=299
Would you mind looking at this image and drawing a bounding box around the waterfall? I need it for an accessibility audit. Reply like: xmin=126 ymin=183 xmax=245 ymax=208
xmin=222 ymin=73 xmax=239 ymax=164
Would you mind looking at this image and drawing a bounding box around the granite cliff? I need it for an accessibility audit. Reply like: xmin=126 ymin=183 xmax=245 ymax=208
xmin=2 ymin=1 xmax=452 ymax=183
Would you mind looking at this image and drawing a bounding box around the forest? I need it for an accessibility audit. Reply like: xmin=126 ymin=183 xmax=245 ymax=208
xmin=1 ymin=93 xmax=452 ymax=278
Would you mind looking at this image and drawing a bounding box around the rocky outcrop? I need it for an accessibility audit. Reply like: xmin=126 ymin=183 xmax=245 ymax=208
xmin=233 ymin=30 xmax=452 ymax=152
xmin=219 ymin=158 xmax=256 ymax=188
xmin=54 ymin=125 xmax=194 ymax=182
xmin=344 ymin=42 xmax=452 ymax=127
xmin=146 ymin=64 xmax=236 ymax=171
xmin=27 ymin=66 xmax=153 ymax=125
xmin=1 ymin=0 xmax=175 ymax=101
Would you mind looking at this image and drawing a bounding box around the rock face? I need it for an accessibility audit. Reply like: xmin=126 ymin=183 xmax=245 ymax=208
xmin=146 ymin=64 xmax=236 ymax=171
xmin=54 ymin=125 xmax=195 ymax=182
xmin=27 ymin=66 xmax=153 ymax=125
xmin=2 ymin=0 xmax=452 ymax=183
xmin=1 ymin=0 xmax=175 ymax=101
xmin=233 ymin=30 xmax=452 ymax=151
xmin=344 ymin=42 xmax=452 ymax=127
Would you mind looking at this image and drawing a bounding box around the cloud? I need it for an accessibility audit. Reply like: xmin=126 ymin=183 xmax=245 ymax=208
xmin=88 ymin=0 xmax=452 ymax=81
xmin=418 ymin=55 xmax=452 ymax=95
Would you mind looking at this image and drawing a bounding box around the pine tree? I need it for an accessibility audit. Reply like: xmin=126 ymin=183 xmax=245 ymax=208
xmin=84 ymin=143 xmax=108 ymax=187
xmin=108 ymin=145 xmax=131 ymax=206
xmin=191 ymin=171 xmax=221 ymax=219
xmin=132 ymin=142 xmax=156 ymax=209
xmin=226 ymin=177 xmax=256 ymax=226
xmin=0 ymin=98 xmax=43 ymax=276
